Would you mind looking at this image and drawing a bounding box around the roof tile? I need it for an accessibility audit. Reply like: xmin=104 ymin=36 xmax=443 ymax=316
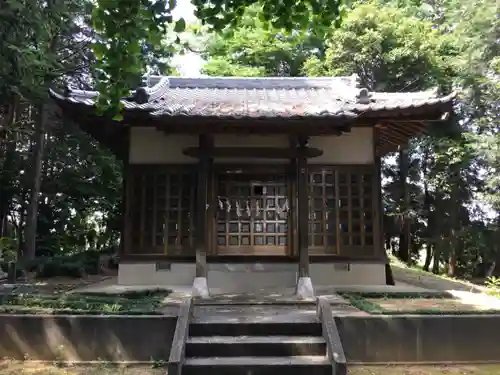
xmin=50 ymin=76 xmax=455 ymax=119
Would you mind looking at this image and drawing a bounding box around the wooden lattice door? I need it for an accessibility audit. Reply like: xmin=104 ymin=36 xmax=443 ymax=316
xmin=215 ymin=169 xmax=290 ymax=255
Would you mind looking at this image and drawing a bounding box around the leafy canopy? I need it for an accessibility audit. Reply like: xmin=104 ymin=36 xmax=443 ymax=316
xmin=90 ymin=0 xmax=345 ymax=117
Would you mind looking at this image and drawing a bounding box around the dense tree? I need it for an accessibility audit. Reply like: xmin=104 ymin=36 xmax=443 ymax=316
xmin=0 ymin=0 xmax=121 ymax=267
xmin=0 ymin=0 xmax=497 ymax=283
xmin=91 ymin=0 xmax=344 ymax=113
xmin=200 ymin=6 xmax=325 ymax=77
xmin=201 ymin=0 xmax=499 ymax=279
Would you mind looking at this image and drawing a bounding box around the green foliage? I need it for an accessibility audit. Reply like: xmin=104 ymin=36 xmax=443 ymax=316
xmin=35 ymin=260 xmax=85 ymax=279
xmin=302 ymin=2 xmax=459 ymax=91
xmin=199 ymin=0 xmax=500 ymax=279
xmin=485 ymin=277 xmax=500 ymax=298
xmin=0 ymin=290 xmax=171 ymax=315
xmin=91 ymin=0 xmax=177 ymax=118
xmin=33 ymin=251 xmax=106 ymax=278
xmin=0 ymin=0 xmax=498 ymax=284
xmin=0 ymin=237 xmax=17 ymax=262
xmin=90 ymin=0 xmax=345 ymax=114
xmin=201 ymin=6 xmax=325 ymax=78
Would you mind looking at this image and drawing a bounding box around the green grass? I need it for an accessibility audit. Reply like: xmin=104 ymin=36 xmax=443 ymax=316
xmin=0 ymin=289 xmax=171 ymax=315
xmin=339 ymin=291 xmax=452 ymax=299
xmin=341 ymin=292 xmax=500 ymax=315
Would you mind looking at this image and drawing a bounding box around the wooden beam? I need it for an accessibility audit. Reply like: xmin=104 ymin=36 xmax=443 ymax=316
xmin=373 ymin=128 xmax=384 ymax=259
xmin=296 ymin=135 xmax=310 ymax=278
xmin=388 ymin=121 xmax=428 ymax=134
xmin=195 ymin=134 xmax=213 ymax=278
xmin=380 ymin=129 xmax=410 ymax=145
xmin=183 ymin=146 xmax=323 ymax=159
xmin=121 ymin=128 xmax=131 ymax=258
xmin=288 ymin=136 xmax=298 ymax=257
xmin=386 ymin=127 xmax=420 ymax=142
xmin=378 ymin=133 xmax=401 ymax=148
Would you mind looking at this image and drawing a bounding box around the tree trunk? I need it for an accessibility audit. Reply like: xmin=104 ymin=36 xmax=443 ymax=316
xmin=421 ymin=145 xmax=434 ymax=273
xmin=448 ymin=228 xmax=457 ymax=277
xmin=423 ymin=243 xmax=433 ymax=272
xmin=447 ymin=171 xmax=460 ymax=277
xmin=432 ymin=239 xmax=441 ymax=274
xmin=397 ymin=146 xmax=411 ymax=263
xmin=490 ymin=215 xmax=500 ymax=277
xmin=23 ymin=103 xmax=47 ymax=261
xmin=0 ymin=98 xmax=19 ymax=238
xmin=17 ymin=200 xmax=25 ymax=260
xmin=23 ymin=0 xmax=60 ymax=261
xmin=385 ymin=263 xmax=395 ymax=285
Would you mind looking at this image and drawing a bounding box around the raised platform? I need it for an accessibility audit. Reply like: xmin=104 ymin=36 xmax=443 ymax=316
xmin=117 ymin=262 xmax=387 ymax=292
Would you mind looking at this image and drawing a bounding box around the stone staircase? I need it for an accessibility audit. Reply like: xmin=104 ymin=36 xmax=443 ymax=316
xmin=182 ymin=305 xmax=331 ymax=375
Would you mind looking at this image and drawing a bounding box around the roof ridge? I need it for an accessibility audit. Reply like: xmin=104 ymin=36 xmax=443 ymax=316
xmin=146 ymin=75 xmax=358 ymax=90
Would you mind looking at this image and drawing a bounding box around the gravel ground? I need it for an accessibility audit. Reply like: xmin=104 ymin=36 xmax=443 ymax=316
xmin=348 ymin=365 xmax=500 ymax=375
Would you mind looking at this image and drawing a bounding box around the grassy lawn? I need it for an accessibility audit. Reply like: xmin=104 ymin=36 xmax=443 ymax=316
xmin=0 ymin=289 xmax=171 ymax=315
xmin=349 ymin=365 xmax=500 ymax=375
xmin=341 ymin=292 xmax=500 ymax=315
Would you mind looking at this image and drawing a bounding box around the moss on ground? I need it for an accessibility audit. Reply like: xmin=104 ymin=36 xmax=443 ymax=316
xmin=0 ymin=362 xmax=166 ymax=375
xmin=341 ymin=292 xmax=500 ymax=315
xmin=349 ymin=365 xmax=500 ymax=375
xmin=0 ymin=289 xmax=171 ymax=315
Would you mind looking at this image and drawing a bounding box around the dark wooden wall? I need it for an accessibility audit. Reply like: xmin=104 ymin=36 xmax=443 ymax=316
xmin=121 ymin=163 xmax=382 ymax=262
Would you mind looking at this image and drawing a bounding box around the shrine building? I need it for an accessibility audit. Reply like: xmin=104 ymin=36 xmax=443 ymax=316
xmin=50 ymin=76 xmax=454 ymax=297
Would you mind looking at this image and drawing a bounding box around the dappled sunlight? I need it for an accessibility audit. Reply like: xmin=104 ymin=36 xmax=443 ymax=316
xmin=347 ymin=364 xmax=500 ymax=375
xmin=192 ymin=304 xmax=319 ymax=324
xmin=0 ymin=361 xmax=168 ymax=375
xmin=446 ymin=290 xmax=500 ymax=311
xmin=1 ymin=315 xmax=175 ymax=362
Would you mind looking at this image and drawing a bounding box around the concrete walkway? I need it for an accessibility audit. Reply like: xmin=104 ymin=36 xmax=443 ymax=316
xmin=69 ymin=264 xmax=500 ymax=311
xmin=391 ymin=264 xmax=500 ymax=310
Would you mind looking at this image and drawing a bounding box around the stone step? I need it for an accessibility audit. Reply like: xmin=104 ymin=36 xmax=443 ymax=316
xmin=183 ymin=356 xmax=331 ymax=375
xmin=189 ymin=321 xmax=323 ymax=337
xmin=186 ymin=335 xmax=326 ymax=357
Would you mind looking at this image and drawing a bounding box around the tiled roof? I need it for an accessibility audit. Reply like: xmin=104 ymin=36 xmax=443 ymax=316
xmin=49 ymin=76 xmax=455 ymax=119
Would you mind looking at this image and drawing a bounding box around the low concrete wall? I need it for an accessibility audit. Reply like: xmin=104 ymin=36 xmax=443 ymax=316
xmin=336 ymin=315 xmax=500 ymax=363
xmin=0 ymin=315 xmax=177 ymax=362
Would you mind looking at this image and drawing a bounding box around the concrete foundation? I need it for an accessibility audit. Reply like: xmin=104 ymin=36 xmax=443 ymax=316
xmin=296 ymin=277 xmax=315 ymax=299
xmin=118 ymin=262 xmax=386 ymax=291
xmin=192 ymin=277 xmax=210 ymax=298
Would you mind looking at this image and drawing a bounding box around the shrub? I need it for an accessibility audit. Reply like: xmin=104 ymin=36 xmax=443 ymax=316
xmin=66 ymin=251 xmax=101 ymax=275
xmin=0 ymin=262 xmax=24 ymax=279
xmin=36 ymin=260 xmax=85 ymax=278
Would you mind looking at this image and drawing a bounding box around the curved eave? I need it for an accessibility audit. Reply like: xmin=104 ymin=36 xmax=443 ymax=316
xmin=49 ymin=89 xmax=456 ymax=121
xmin=49 ymin=87 xmax=456 ymax=158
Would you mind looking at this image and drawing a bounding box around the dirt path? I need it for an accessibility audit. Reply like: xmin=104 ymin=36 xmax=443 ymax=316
xmin=349 ymin=365 xmax=500 ymax=375
xmin=0 ymin=362 xmax=165 ymax=375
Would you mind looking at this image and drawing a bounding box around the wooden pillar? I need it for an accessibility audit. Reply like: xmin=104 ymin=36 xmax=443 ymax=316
xmin=373 ymin=128 xmax=383 ymax=257
xmin=374 ymin=127 xmax=394 ymax=285
xmin=120 ymin=128 xmax=130 ymax=259
xmin=297 ymin=136 xmax=310 ymax=278
xmin=295 ymin=135 xmax=314 ymax=298
xmin=288 ymin=137 xmax=298 ymax=257
xmin=193 ymin=134 xmax=213 ymax=298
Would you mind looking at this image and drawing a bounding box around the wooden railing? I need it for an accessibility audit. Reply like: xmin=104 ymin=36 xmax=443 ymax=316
xmin=168 ymin=297 xmax=193 ymax=375
xmin=317 ymin=296 xmax=347 ymax=375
